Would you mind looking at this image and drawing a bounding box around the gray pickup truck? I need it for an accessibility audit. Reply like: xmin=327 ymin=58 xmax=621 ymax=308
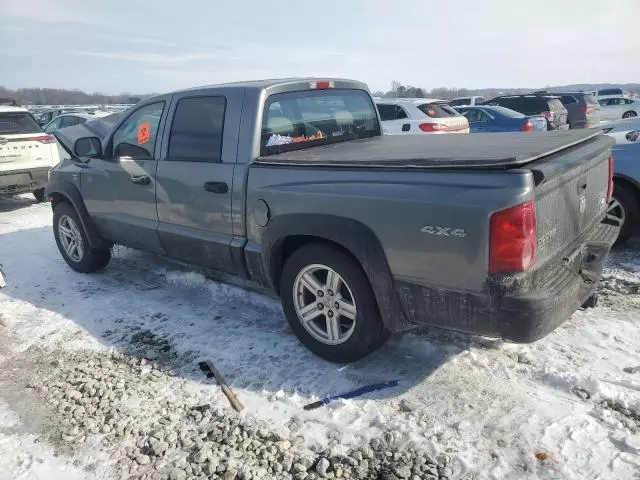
xmin=46 ymin=78 xmax=619 ymax=362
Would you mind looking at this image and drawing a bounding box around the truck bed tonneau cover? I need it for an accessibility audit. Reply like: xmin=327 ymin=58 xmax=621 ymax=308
xmin=256 ymin=130 xmax=604 ymax=169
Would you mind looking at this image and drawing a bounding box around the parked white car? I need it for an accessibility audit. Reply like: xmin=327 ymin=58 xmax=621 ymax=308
xmin=448 ymin=96 xmax=485 ymax=107
xmin=375 ymin=98 xmax=469 ymax=135
xmin=602 ymin=117 xmax=640 ymax=144
xmin=598 ymin=97 xmax=640 ymax=121
xmin=0 ymin=106 xmax=60 ymax=201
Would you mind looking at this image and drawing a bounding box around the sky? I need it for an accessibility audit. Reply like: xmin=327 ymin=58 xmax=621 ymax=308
xmin=1 ymin=0 xmax=639 ymax=94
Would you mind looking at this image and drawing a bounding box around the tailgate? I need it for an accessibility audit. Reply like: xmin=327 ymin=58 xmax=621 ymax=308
xmin=0 ymin=134 xmax=57 ymax=172
xmin=529 ymin=134 xmax=612 ymax=266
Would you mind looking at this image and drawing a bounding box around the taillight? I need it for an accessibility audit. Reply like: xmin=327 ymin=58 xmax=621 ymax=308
xmin=580 ymin=105 xmax=588 ymax=114
xmin=540 ymin=111 xmax=555 ymax=121
xmin=419 ymin=123 xmax=447 ymax=132
xmin=30 ymin=135 xmax=56 ymax=144
xmin=521 ymin=120 xmax=533 ymax=132
xmin=607 ymin=155 xmax=614 ymax=202
xmin=489 ymin=201 xmax=537 ymax=274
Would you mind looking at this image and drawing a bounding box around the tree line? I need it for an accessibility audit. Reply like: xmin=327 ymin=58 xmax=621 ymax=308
xmin=372 ymin=81 xmax=531 ymax=100
xmin=0 ymin=86 xmax=148 ymax=106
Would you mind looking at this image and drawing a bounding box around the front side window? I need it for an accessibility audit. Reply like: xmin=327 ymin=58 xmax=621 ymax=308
xmin=168 ymin=96 xmax=226 ymax=163
xmin=261 ymin=89 xmax=380 ymax=155
xmin=112 ymin=102 xmax=165 ymax=159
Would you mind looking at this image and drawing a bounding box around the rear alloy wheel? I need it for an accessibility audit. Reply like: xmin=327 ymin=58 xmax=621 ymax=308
xmin=280 ymin=244 xmax=389 ymax=363
xmin=293 ymin=264 xmax=357 ymax=345
xmin=608 ymin=184 xmax=638 ymax=246
xmin=622 ymin=111 xmax=638 ymax=119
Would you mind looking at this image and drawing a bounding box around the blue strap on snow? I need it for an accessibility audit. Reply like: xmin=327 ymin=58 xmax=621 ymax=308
xmin=303 ymin=380 xmax=399 ymax=410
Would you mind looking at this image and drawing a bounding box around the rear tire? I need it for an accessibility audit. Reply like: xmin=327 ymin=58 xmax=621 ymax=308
xmin=53 ymin=202 xmax=111 ymax=273
xmin=33 ymin=188 xmax=46 ymax=203
xmin=280 ymin=243 xmax=389 ymax=363
xmin=622 ymin=111 xmax=638 ymax=119
xmin=610 ymin=184 xmax=638 ymax=246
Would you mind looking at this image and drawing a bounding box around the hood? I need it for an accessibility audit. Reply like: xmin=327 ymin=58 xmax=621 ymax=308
xmin=54 ymin=112 xmax=124 ymax=155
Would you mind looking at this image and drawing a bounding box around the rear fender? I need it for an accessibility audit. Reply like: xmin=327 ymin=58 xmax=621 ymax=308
xmin=260 ymin=214 xmax=411 ymax=331
xmin=45 ymin=180 xmax=109 ymax=249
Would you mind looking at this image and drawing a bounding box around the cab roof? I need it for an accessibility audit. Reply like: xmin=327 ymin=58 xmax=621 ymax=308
xmin=174 ymin=77 xmax=368 ymax=94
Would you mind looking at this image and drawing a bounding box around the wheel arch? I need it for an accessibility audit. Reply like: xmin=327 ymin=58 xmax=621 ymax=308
xmin=45 ymin=180 xmax=109 ymax=249
xmin=261 ymin=214 xmax=411 ymax=331
xmin=614 ymin=174 xmax=640 ymax=208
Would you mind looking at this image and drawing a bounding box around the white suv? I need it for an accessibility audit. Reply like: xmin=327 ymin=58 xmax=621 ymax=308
xmin=375 ymin=98 xmax=469 ymax=135
xmin=0 ymin=106 xmax=60 ymax=201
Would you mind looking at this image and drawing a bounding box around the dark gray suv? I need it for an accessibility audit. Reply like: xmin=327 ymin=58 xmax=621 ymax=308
xmin=486 ymin=95 xmax=569 ymax=131
xmin=554 ymin=92 xmax=601 ymax=129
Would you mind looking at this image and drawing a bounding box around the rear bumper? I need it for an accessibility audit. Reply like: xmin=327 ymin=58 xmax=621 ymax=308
xmin=0 ymin=167 xmax=49 ymax=196
xmin=393 ymin=219 xmax=619 ymax=342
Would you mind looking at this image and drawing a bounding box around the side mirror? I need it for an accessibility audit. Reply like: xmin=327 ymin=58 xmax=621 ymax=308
xmin=74 ymin=137 xmax=102 ymax=157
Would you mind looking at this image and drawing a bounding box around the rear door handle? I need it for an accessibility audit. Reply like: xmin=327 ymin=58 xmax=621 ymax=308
xmin=130 ymin=175 xmax=150 ymax=185
xmin=203 ymin=181 xmax=229 ymax=194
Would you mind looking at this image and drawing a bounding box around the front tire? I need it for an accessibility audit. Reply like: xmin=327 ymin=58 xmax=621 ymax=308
xmin=280 ymin=243 xmax=389 ymax=363
xmin=609 ymin=184 xmax=638 ymax=246
xmin=53 ymin=202 xmax=111 ymax=273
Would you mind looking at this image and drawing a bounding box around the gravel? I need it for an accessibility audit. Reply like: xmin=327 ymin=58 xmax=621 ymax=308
xmin=21 ymin=347 xmax=456 ymax=480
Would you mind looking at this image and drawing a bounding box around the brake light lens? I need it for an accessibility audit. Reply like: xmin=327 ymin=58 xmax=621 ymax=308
xmin=489 ymin=201 xmax=537 ymax=274
xmin=30 ymin=135 xmax=56 ymax=144
xmin=521 ymin=120 xmax=533 ymax=132
xmin=310 ymin=80 xmax=334 ymax=89
xmin=419 ymin=123 xmax=447 ymax=132
xmin=580 ymin=105 xmax=589 ymax=114
xmin=607 ymin=155 xmax=614 ymax=202
xmin=540 ymin=111 xmax=555 ymax=121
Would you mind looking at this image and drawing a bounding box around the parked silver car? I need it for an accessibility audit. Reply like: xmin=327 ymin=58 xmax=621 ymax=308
xmin=598 ymin=97 xmax=640 ymax=121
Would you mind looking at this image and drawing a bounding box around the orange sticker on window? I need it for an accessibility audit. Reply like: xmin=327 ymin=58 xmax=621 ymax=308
xmin=137 ymin=121 xmax=151 ymax=144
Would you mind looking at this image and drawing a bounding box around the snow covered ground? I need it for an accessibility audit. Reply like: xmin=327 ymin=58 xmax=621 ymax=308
xmin=1 ymin=195 xmax=639 ymax=480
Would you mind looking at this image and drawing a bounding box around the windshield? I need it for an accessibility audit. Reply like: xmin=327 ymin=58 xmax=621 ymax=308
xmin=417 ymin=103 xmax=459 ymax=118
xmin=0 ymin=112 xmax=43 ymax=135
xmin=261 ymin=89 xmax=380 ymax=155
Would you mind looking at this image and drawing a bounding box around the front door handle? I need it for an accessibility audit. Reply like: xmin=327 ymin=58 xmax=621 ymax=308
xmin=130 ymin=175 xmax=150 ymax=185
xmin=203 ymin=181 xmax=229 ymax=194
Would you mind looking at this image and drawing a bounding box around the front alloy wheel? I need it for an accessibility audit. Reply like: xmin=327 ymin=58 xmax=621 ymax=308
xmin=58 ymin=214 xmax=84 ymax=262
xmin=293 ymin=264 xmax=357 ymax=345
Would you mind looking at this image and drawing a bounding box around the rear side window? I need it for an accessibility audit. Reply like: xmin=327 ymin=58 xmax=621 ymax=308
xmin=168 ymin=96 xmax=226 ymax=163
xmin=60 ymin=116 xmax=82 ymax=128
xmin=0 ymin=112 xmax=42 ymax=135
xmin=559 ymin=95 xmax=578 ymax=105
xmin=417 ymin=103 xmax=457 ymax=118
xmin=112 ymin=102 xmax=165 ymax=160
xmin=261 ymin=89 xmax=380 ymax=155
xmin=376 ymin=104 xmax=408 ymax=121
